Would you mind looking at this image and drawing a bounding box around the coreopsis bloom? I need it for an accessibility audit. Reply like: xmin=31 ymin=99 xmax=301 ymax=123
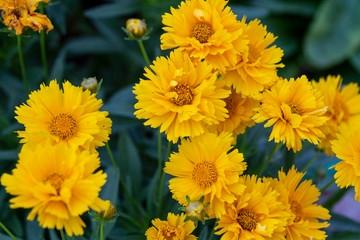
xmin=332 ymin=123 xmax=360 ymax=202
xmin=0 ymin=143 xmax=107 ymax=236
xmin=145 ymin=212 xmax=197 ymax=240
xmin=15 ymin=80 xmax=112 ymax=152
xmin=0 ymin=0 xmax=54 ymax=35
xmin=211 ymin=80 xmax=259 ymax=137
xmin=312 ymin=75 xmax=360 ymax=155
xmin=265 ymin=167 xmax=330 ymax=240
xmin=160 ymin=0 xmax=245 ymax=72
xmin=164 ymin=132 xmax=247 ymax=218
xmin=215 ymin=175 xmax=290 ymax=240
xmin=253 ymin=76 xmax=328 ymax=152
xmin=133 ymin=50 xmax=230 ymax=143
xmin=223 ymin=17 xmax=284 ymax=98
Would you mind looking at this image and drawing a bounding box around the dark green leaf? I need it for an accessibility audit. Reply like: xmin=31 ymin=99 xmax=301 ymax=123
xmin=0 ymin=150 xmax=19 ymax=161
xmin=252 ymin=0 xmax=316 ymax=16
xmin=230 ymin=5 xmax=270 ymax=20
xmin=304 ymin=0 xmax=360 ymax=68
xmin=330 ymin=213 xmax=360 ymax=233
xmin=65 ymin=37 xmax=123 ymax=55
xmin=102 ymin=85 xmax=137 ymax=119
xmin=50 ymin=48 xmax=67 ymax=81
xmin=84 ymin=3 xmax=138 ymax=19
xmin=350 ymin=49 xmax=360 ymax=74
xmin=25 ymin=220 xmax=44 ymax=240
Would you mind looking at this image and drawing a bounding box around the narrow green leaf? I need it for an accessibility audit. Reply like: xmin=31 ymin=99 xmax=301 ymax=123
xmin=50 ymin=48 xmax=67 ymax=82
xmin=102 ymin=85 xmax=137 ymax=119
xmin=65 ymin=37 xmax=123 ymax=55
xmin=26 ymin=220 xmax=44 ymax=240
xmin=84 ymin=3 xmax=138 ymax=19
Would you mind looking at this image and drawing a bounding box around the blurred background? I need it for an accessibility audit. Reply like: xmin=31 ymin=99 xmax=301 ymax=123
xmin=0 ymin=0 xmax=360 ymax=239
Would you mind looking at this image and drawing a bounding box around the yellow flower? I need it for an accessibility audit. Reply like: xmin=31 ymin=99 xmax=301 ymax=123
xmin=160 ymin=0 xmax=244 ymax=72
xmin=0 ymin=0 xmax=53 ymax=35
xmin=312 ymin=75 xmax=360 ymax=155
xmin=331 ymin=123 xmax=360 ymax=202
xmin=253 ymin=76 xmax=328 ymax=152
xmin=126 ymin=18 xmax=147 ymax=38
xmin=211 ymin=80 xmax=259 ymax=137
xmin=133 ymin=50 xmax=230 ymax=143
xmin=164 ymin=132 xmax=247 ymax=218
xmin=223 ymin=17 xmax=284 ymax=98
xmin=0 ymin=143 xmax=107 ymax=236
xmin=265 ymin=166 xmax=330 ymax=240
xmin=15 ymin=80 xmax=112 ymax=152
xmin=215 ymin=175 xmax=290 ymax=240
xmin=145 ymin=212 xmax=197 ymax=240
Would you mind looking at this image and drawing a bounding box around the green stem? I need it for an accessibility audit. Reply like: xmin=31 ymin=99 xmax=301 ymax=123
xmin=157 ymin=140 xmax=172 ymax=217
xmin=105 ymin=142 xmax=118 ymax=169
xmin=60 ymin=229 xmax=66 ymax=240
xmin=100 ymin=220 xmax=104 ymax=240
xmin=17 ymin=35 xmax=29 ymax=95
xmin=138 ymin=40 xmax=151 ymax=66
xmin=0 ymin=222 xmax=17 ymax=240
xmin=320 ymin=178 xmax=336 ymax=193
xmin=258 ymin=142 xmax=281 ymax=176
xmin=39 ymin=3 xmax=49 ymax=84
xmin=157 ymin=128 xmax=162 ymax=183
xmin=208 ymin=220 xmax=217 ymax=240
xmin=302 ymin=151 xmax=319 ymax=172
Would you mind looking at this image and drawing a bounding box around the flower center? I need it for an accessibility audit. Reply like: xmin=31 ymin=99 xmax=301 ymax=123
xmin=159 ymin=225 xmax=178 ymax=239
xmin=49 ymin=113 xmax=78 ymax=140
xmin=44 ymin=173 xmax=65 ymax=194
xmin=289 ymin=199 xmax=303 ymax=222
xmin=224 ymin=93 xmax=235 ymax=117
xmin=192 ymin=22 xmax=214 ymax=43
xmin=170 ymin=83 xmax=194 ymax=106
xmin=248 ymin=44 xmax=261 ymax=63
xmin=192 ymin=161 xmax=218 ymax=189
xmin=237 ymin=209 xmax=258 ymax=231
xmin=288 ymin=103 xmax=301 ymax=115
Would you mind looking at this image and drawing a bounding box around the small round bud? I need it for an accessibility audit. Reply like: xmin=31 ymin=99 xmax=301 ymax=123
xmin=81 ymin=77 xmax=98 ymax=93
xmin=98 ymin=200 xmax=117 ymax=219
xmin=185 ymin=200 xmax=207 ymax=222
xmin=126 ymin=18 xmax=147 ymax=38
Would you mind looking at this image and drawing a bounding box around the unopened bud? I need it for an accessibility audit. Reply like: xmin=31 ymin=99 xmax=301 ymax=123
xmin=98 ymin=200 xmax=117 ymax=219
xmin=81 ymin=77 xmax=98 ymax=93
xmin=186 ymin=200 xmax=207 ymax=222
xmin=126 ymin=18 xmax=147 ymax=38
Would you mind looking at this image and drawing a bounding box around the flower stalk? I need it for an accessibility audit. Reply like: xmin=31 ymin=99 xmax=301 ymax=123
xmin=17 ymin=35 xmax=29 ymax=95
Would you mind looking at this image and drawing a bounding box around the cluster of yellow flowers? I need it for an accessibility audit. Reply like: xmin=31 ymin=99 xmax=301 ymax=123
xmin=132 ymin=0 xmax=360 ymax=239
xmin=1 ymin=80 xmax=112 ymax=236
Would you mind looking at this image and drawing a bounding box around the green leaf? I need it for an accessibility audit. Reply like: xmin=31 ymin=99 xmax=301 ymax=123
xmin=50 ymin=48 xmax=67 ymax=82
xmin=65 ymin=37 xmax=123 ymax=55
xmin=26 ymin=220 xmax=44 ymax=240
xmin=48 ymin=229 xmax=60 ymax=240
xmin=100 ymin=167 xmax=120 ymax=204
xmin=84 ymin=3 xmax=138 ymax=19
xmin=230 ymin=5 xmax=270 ymax=20
xmin=198 ymin=226 xmax=209 ymax=240
xmin=251 ymin=0 xmax=316 ymax=16
xmin=47 ymin=2 xmax=67 ymax=34
xmin=0 ymin=233 xmax=21 ymax=240
xmin=330 ymin=213 xmax=360 ymax=233
xmin=304 ymin=0 xmax=360 ymax=68
xmin=350 ymin=49 xmax=360 ymax=74
xmin=117 ymin=131 xmax=142 ymax=197
xmin=102 ymin=85 xmax=137 ymax=119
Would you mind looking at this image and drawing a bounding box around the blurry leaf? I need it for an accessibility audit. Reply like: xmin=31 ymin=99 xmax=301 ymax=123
xmin=0 ymin=233 xmax=22 ymax=240
xmin=304 ymin=0 xmax=360 ymax=68
xmin=0 ymin=150 xmax=18 ymax=161
xmin=50 ymin=48 xmax=67 ymax=81
xmin=91 ymin=19 xmax=123 ymax=43
xmin=0 ymin=70 xmax=25 ymax=113
xmin=48 ymin=229 xmax=60 ymax=240
xmin=252 ymin=0 xmax=316 ymax=16
xmin=65 ymin=36 xmax=123 ymax=55
xmin=146 ymin=170 xmax=160 ymax=219
xmin=84 ymin=3 xmax=138 ymax=19
xmin=350 ymin=49 xmax=360 ymax=74
xmin=103 ymin=85 xmax=137 ymax=119
xmin=329 ymin=213 xmax=360 ymax=232
xmin=46 ymin=2 xmax=67 ymax=34
xmin=328 ymin=232 xmax=360 ymax=240
xmin=230 ymin=5 xmax=270 ymax=20
xmin=198 ymin=226 xmax=209 ymax=240
xmin=26 ymin=220 xmax=44 ymax=240
xmin=100 ymin=167 xmax=120 ymax=204
xmin=117 ymin=131 xmax=142 ymax=197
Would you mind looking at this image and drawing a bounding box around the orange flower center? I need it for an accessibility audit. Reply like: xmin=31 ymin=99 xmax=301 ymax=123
xmin=290 ymin=199 xmax=303 ymax=222
xmin=248 ymin=44 xmax=261 ymax=63
xmin=44 ymin=172 xmax=65 ymax=194
xmin=49 ymin=113 xmax=78 ymax=140
xmin=170 ymin=83 xmax=194 ymax=106
xmin=224 ymin=93 xmax=235 ymax=117
xmin=192 ymin=161 xmax=218 ymax=188
xmin=192 ymin=22 xmax=214 ymax=43
xmin=237 ymin=209 xmax=258 ymax=231
xmin=158 ymin=225 xmax=178 ymax=239
xmin=288 ymin=103 xmax=301 ymax=115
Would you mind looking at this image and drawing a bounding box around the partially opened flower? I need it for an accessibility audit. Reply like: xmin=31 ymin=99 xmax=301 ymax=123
xmin=164 ymin=132 xmax=247 ymax=218
xmin=0 ymin=0 xmax=53 ymax=35
xmin=0 ymin=143 xmax=107 ymax=236
xmin=331 ymin=123 xmax=360 ymax=202
xmin=215 ymin=175 xmax=290 ymax=240
xmin=134 ymin=50 xmax=230 ymax=143
xmin=15 ymin=80 xmax=112 ymax=152
xmin=145 ymin=212 xmax=197 ymax=240
xmin=313 ymin=75 xmax=360 ymax=155
xmin=160 ymin=0 xmax=245 ymax=72
xmin=253 ymin=76 xmax=328 ymax=152
xmin=265 ymin=166 xmax=330 ymax=240
xmin=223 ymin=17 xmax=284 ymax=98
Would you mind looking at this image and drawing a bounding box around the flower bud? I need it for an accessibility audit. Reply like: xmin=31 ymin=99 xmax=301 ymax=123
xmin=185 ymin=200 xmax=207 ymax=222
xmin=126 ymin=18 xmax=147 ymax=38
xmin=81 ymin=77 xmax=98 ymax=93
xmin=98 ymin=200 xmax=117 ymax=219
